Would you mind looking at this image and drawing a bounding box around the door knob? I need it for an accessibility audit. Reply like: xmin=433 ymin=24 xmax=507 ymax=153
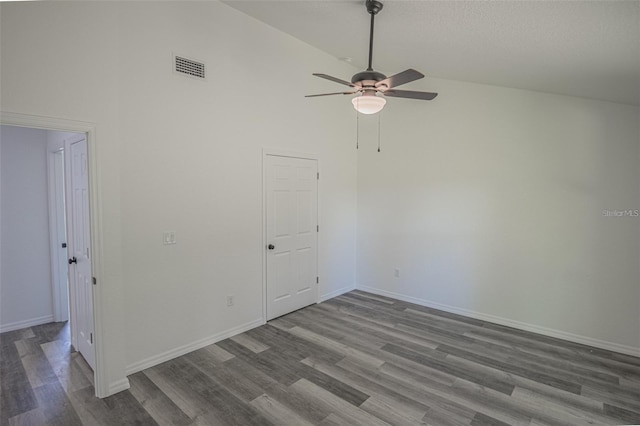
xmin=68 ymin=257 xmax=77 ymax=264
xmin=268 ymin=244 xmax=275 ymax=250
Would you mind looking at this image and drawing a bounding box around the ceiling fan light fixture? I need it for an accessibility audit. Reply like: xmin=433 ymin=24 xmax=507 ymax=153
xmin=352 ymin=94 xmax=386 ymax=114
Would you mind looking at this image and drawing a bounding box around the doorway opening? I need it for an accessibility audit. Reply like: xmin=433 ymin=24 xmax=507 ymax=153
xmin=1 ymin=125 xmax=93 ymax=365
xmin=0 ymin=112 xmax=104 ymax=397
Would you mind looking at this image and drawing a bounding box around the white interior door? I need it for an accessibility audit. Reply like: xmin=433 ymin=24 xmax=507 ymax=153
xmin=66 ymin=136 xmax=95 ymax=370
xmin=266 ymin=155 xmax=318 ymax=321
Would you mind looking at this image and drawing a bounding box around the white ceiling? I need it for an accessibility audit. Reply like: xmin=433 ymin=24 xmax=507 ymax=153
xmin=224 ymin=0 xmax=640 ymax=106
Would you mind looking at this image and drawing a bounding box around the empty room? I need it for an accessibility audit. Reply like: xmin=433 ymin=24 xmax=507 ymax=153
xmin=0 ymin=1 xmax=638 ymax=425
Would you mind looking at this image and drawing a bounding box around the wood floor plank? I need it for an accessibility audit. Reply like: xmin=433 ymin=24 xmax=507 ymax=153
xmin=250 ymin=393 xmax=316 ymax=426
xmin=580 ymin=384 xmax=640 ymax=414
xmin=290 ymin=378 xmax=388 ymax=426
xmin=128 ymin=372 xmax=192 ymax=426
xmin=360 ymin=395 xmax=428 ymax=426
xmin=443 ymin=352 xmax=619 ymax=420
xmin=317 ymin=413 xmax=351 ymax=426
xmin=184 ymin=347 xmax=265 ymax=402
xmin=305 ymin=303 xmax=442 ymax=352
xmin=33 ymin=382 xmax=84 ymax=426
xmin=216 ymin=339 xmax=301 ymax=385
xmin=41 ymin=342 xmax=93 ymax=393
xmin=381 ymin=343 xmax=516 ymax=395
xmin=466 ymin=328 xmax=640 ymax=380
xmin=142 ymin=364 xmax=211 ymax=421
xmin=602 ymin=403 xmax=640 ymax=424
xmin=434 ymin=343 xmax=582 ymax=394
xmin=230 ymin=333 xmax=270 ymax=354
xmin=357 ymin=359 xmax=532 ymax=426
xmin=7 ymin=408 xmax=46 ymax=426
xmin=510 ymin=386 xmax=620 ymax=425
xmin=242 ymin=341 xmax=370 ymax=407
xmin=248 ymin=323 xmax=345 ymax=365
xmin=149 ymin=356 xmax=272 ymax=425
xmin=450 ymin=378 xmax=599 ymax=426
xmin=278 ymin=325 xmax=384 ymax=368
xmin=201 ymin=343 xmax=235 ymax=363
xmin=19 ymin=344 xmax=59 ymax=390
xmin=421 ymin=403 xmax=475 ymax=426
xmin=343 ymin=293 xmax=476 ymax=336
xmin=0 ymin=342 xmax=38 ymax=420
xmin=470 ymin=412 xmax=511 ymax=426
xmin=483 ymin=321 xmax=640 ymax=367
xmin=336 ymin=357 xmax=494 ymax=425
xmin=302 ymin=355 xmax=431 ymax=421
xmin=68 ymin=385 xmax=157 ymax=426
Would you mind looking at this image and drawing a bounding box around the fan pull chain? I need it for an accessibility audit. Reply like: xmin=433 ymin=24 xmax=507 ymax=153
xmin=356 ymin=98 xmax=359 ymax=150
xmin=377 ymin=110 xmax=381 ymax=152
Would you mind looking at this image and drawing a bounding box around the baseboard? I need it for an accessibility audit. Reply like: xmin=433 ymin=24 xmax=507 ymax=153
xmin=319 ymin=283 xmax=356 ymax=303
xmin=107 ymin=378 xmax=130 ymax=396
xmin=0 ymin=315 xmax=54 ymax=333
xmin=125 ymin=318 xmax=265 ymax=376
xmin=357 ymin=285 xmax=640 ymax=358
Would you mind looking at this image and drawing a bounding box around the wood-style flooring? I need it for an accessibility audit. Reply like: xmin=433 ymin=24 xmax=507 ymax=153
xmin=2 ymin=290 xmax=640 ymax=425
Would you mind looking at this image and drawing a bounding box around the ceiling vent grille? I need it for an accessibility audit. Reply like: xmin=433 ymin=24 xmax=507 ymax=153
xmin=174 ymin=55 xmax=205 ymax=80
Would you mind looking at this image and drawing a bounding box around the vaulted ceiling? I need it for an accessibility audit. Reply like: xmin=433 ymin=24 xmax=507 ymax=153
xmin=225 ymin=0 xmax=640 ymax=106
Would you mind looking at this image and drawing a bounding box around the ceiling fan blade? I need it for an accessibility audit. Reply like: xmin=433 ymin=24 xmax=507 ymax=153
xmin=383 ymin=89 xmax=438 ymax=100
xmin=305 ymin=91 xmax=358 ymax=98
xmin=376 ymin=69 xmax=424 ymax=89
xmin=313 ymin=73 xmax=356 ymax=87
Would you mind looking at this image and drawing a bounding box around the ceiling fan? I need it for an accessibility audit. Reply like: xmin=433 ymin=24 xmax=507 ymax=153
xmin=306 ymin=0 xmax=438 ymax=114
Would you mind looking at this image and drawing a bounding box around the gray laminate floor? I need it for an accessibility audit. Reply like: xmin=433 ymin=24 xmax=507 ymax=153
xmin=2 ymin=290 xmax=640 ymax=425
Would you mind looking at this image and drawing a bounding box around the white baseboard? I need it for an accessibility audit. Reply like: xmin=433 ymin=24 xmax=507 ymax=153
xmin=357 ymin=285 xmax=640 ymax=358
xmin=107 ymin=378 xmax=130 ymax=396
xmin=319 ymin=283 xmax=356 ymax=303
xmin=0 ymin=315 xmax=54 ymax=333
xmin=125 ymin=318 xmax=265 ymax=376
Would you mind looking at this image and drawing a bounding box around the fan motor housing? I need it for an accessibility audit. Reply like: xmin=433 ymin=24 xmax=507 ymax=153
xmin=351 ymin=70 xmax=386 ymax=84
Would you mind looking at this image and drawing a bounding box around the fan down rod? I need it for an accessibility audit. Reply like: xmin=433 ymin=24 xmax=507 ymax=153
xmin=366 ymin=0 xmax=383 ymax=71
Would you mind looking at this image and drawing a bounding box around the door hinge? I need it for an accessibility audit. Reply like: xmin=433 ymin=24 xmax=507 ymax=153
xmin=317 ymin=172 xmax=319 ymax=180
xmin=92 ymin=277 xmax=97 ymax=285
xmin=90 ymin=333 xmax=93 ymax=344
xmin=317 ymin=225 xmax=319 ymax=232
xmin=61 ymin=242 xmax=67 ymax=248
xmin=316 ymin=276 xmax=319 ymax=284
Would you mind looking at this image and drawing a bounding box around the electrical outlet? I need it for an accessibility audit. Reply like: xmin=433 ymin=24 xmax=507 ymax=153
xmin=163 ymin=231 xmax=176 ymax=245
xmin=226 ymin=295 xmax=234 ymax=307
xmin=394 ymin=268 xmax=400 ymax=278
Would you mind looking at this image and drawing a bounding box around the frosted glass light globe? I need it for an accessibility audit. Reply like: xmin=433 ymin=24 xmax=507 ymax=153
xmin=351 ymin=95 xmax=386 ymax=114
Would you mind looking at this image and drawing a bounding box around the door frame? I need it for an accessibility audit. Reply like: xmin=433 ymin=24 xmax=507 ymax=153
xmin=0 ymin=111 xmax=106 ymax=398
xmin=262 ymin=148 xmax=320 ymax=323
xmin=47 ymin=146 xmax=69 ymax=323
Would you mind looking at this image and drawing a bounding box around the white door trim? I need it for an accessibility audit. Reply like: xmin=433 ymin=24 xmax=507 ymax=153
xmin=262 ymin=148 xmax=320 ymax=323
xmin=0 ymin=111 xmax=109 ymax=398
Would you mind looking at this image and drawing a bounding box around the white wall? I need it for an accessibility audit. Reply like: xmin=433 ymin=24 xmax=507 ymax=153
xmin=1 ymin=1 xmax=358 ymax=393
xmin=117 ymin=2 xmax=358 ymax=370
xmin=1 ymin=2 xmax=126 ymax=395
xmin=357 ymin=77 xmax=640 ymax=354
xmin=0 ymin=125 xmax=53 ymax=331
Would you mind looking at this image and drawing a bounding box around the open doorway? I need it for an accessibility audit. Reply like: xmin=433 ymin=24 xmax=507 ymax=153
xmin=1 ymin=124 xmax=96 ymax=372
